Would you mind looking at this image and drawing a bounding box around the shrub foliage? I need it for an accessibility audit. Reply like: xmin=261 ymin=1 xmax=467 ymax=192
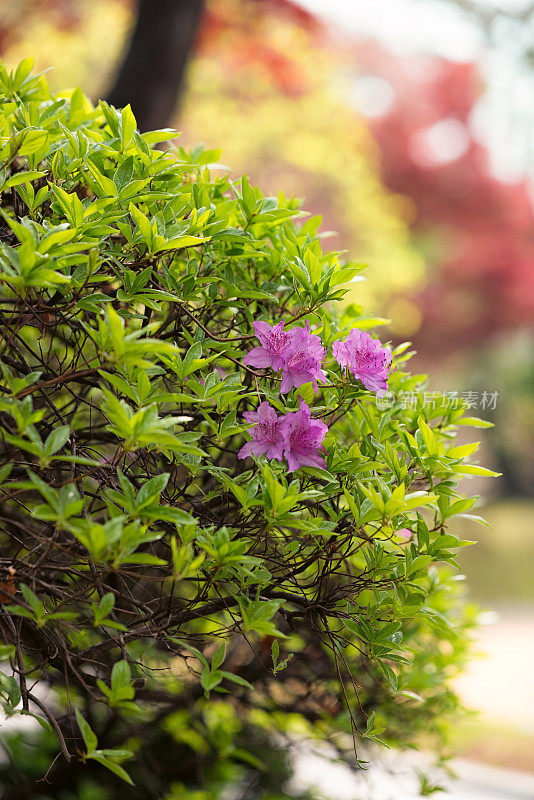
xmin=0 ymin=61 xmax=494 ymax=798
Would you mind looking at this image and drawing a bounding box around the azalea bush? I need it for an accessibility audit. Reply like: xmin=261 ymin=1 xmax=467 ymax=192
xmin=0 ymin=61 xmax=496 ymax=799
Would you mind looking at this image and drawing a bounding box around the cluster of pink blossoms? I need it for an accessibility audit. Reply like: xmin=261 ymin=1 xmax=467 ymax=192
xmin=238 ymin=320 xmax=392 ymax=472
xmin=243 ymin=320 xmax=326 ymax=394
xmin=332 ymin=328 xmax=392 ymax=396
xmin=238 ymin=400 xmax=328 ymax=472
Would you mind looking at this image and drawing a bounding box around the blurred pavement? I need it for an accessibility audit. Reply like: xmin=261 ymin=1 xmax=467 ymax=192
xmin=455 ymin=606 xmax=534 ymax=736
xmin=291 ymin=748 xmax=534 ymax=800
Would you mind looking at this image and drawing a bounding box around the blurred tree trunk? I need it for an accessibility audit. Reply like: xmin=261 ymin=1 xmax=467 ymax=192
xmin=107 ymin=0 xmax=206 ymax=131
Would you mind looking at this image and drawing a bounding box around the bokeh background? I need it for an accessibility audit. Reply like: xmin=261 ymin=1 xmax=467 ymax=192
xmin=1 ymin=0 xmax=533 ymax=778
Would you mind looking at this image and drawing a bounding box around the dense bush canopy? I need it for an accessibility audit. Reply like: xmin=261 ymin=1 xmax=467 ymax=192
xmin=0 ymin=61 xmax=495 ymax=798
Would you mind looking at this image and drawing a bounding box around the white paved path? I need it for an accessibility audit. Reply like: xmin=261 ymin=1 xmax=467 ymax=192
xmin=291 ymin=749 xmax=534 ymax=800
xmin=455 ymin=607 xmax=534 ymax=735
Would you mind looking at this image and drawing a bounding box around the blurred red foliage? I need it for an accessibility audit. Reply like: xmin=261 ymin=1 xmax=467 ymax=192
xmin=200 ymin=0 xmax=318 ymax=95
xmin=354 ymin=43 xmax=534 ymax=355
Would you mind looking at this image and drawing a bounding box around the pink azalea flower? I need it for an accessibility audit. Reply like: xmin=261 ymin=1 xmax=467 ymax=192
xmin=243 ymin=320 xmax=289 ymax=371
xmin=281 ymin=399 xmax=328 ymax=473
xmin=332 ymin=329 xmax=392 ymax=396
xmin=238 ymin=401 xmax=285 ymax=461
xmin=279 ymin=322 xmax=326 ymax=394
xmin=396 ymin=528 xmax=412 ymax=545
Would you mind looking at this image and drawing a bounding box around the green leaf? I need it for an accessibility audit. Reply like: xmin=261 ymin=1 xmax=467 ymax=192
xmin=454 ymin=464 xmax=502 ymax=477
xmin=239 ymin=598 xmax=285 ymax=637
xmin=43 ymin=425 xmax=70 ymax=457
xmin=128 ymin=203 xmax=152 ymax=243
xmin=19 ymin=128 xmax=49 ymax=156
xmin=241 ymin=174 xmax=256 ymax=216
xmin=200 ymin=668 xmax=224 ymax=692
xmin=111 ymin=660 xmax=131 ymax=690
xmin=13 ymin=57 xmax=34 ymax=89
xmin=75 ymin=708 xmax=98 ymax=754
xmin=220 ymin=671 xmax=254 ymax=691
xmin=93 ymin=592 xmax=115 ymax=624
xmin=114 ymin=156 xmax=135 ymax=191
xmin=0 ymin=645 xmax=15 ymax=660
xmin=447 ymin=441 xmax=480 ymax=459
xmin=155 ymin=235 xmax=210 ymax=252
xmin=402 ymin=492 xmax=438 ymax=512
xmin=89 ymin=755 xmax=134 ymax=785
xmin=417 ymin=416 xmax=438 ymax=457
xmin=211 ymin=641 xmax=226 ymax=671
xmin=174 ymin=640 xmax=209 ymax=670
xmin=457 ymin=416 xmax=493 ymax=429
xmin=121 ymin=104 xmax=137 ymax=146
xmin=3 ymin=170 xmax=45 ymax=188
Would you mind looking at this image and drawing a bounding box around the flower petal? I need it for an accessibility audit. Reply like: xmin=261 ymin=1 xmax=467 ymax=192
xmin=243 ymin=347 xmax=273 ymax=368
